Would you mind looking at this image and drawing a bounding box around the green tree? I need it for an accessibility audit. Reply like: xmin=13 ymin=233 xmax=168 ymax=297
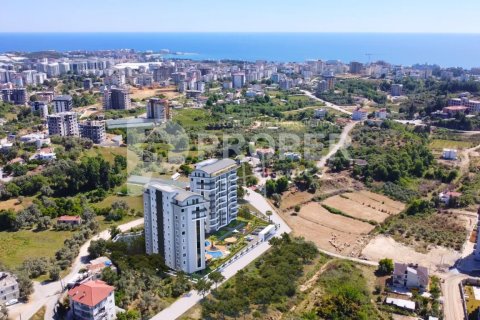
xmin=195 ymin=278 xmax=212 ymax=299
xmin=376 ymin=258 xmax=394 ymax=276
xmin=88 ymin=239 xmax=107 ymax=259
xmin=49 ymin=265 xmax=61 ymax=281
xmin=208 ymin=271 xmax=225 ymax=289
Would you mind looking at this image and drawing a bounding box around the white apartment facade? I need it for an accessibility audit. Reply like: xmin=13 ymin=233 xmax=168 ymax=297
xmin=0 ymin=272 xmax=19 ymax=303
xmin=190 ymin=159 xmax=238 ymax=233
xmin=144 ymin=183 xmax=207 ymax=273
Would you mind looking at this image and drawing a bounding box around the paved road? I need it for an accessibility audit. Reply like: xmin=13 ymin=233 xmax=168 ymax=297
xmin=316 ymin=120 xmax=359 ymax=171
xmin=443 ymin=273 xmax=468 ymax=320
xmin=151 ymin=189 xmax=291 ymax=320
xmin=302 ymin=90 xmax=353 ymax=115
xmin=8 ymin=219 xmax=144 ymax=320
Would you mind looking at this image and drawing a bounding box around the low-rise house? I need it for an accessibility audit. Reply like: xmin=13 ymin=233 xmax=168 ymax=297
xmin=284 ymin=152 xmax=301 ymax=161
xmin=314 ymin=108 xmax=327 ymax=119
xmin=385 ymin=297 xmax=415 ymax=311
xmin=57 ymin=215 xmax=82 ymax=226
xmin=439 ymin=191 xmax=462 ymax=205
xmin=392 ymin=263 xmax=429 ymax=290
xmin=442 ymin=148 xmax=458 ymax=160
xmin=352 ymin=108 xmax=368 ymax=121
xmin=375 ymin=108 xmax=388 ymax=119
xmin=87 ymin=257 xmax=116 ymax=279
xmin=0 ymin=272 xmax=19 ymax=303
xmin=68 ymin=280 xmax=116 ymax=320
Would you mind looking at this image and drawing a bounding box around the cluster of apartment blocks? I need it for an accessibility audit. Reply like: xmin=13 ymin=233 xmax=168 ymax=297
xmin=144 ymin=158 xmax=238 ymax=274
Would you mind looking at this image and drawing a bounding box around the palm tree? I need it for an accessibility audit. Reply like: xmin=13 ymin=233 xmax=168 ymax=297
xmin=265 ymin=210 xmax=273 ymax=223
xmin=209 ymin=235 xmax=218 ymax=250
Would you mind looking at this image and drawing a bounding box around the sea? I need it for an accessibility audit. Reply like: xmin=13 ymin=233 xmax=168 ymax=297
xmin=0 ymin=33 xmax=479 ymax=68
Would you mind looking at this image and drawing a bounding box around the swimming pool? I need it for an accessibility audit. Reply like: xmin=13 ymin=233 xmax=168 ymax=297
xmin=205 ymin=240 xmax=224 ymax=258
xmin=206 ymin=250 xmax=224 ymax=258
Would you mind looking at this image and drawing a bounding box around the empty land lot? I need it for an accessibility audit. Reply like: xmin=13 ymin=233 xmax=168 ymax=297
xmin=279 ymin=190 xmax=405 ymax=256
xmin=322 ymin=191 xmax=404 ymax=223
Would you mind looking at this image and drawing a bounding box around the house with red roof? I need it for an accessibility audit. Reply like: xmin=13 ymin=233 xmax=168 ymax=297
xmin=57 ymin=215 xmax=82 ymax=226
xmin=68 ymin=280 xmax=116 ymax=320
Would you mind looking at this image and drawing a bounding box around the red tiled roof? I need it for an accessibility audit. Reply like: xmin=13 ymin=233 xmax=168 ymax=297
xmin=68 ymin=280 xmax=114 ymax=307
xmin=58 ymin=215 xmax=81 ymax=222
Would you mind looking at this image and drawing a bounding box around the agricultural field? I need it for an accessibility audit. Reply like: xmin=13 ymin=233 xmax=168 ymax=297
xmin=429 ymin=139 xmax=476 ymax=151
xmin=281 ymin=202 xmax=373 ymax=256
xmin=279 ymin=190 xmax=404 ymax=256
xmin=321 ymin=191 xmax=404 ymax=223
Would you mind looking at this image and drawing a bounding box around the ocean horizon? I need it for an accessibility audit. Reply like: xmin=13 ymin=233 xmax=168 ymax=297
xmin=0 ymin=32 xmax=479 ymax=68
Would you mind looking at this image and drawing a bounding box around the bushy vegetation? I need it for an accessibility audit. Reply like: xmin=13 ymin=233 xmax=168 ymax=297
xmin=379 ymin=211 xmax=467 ymax=251
xmin=98 ymin=237 xmax=192 ymax=318
xmin=200 ymin=234 xmax=318 ymax=319
xmin=309 ymin=260 xmax=381 ymax=320
xmin=322 ymin=79 xmax=388 ymax=105
xmin=0 ymin=154 xmax=126 ymax=199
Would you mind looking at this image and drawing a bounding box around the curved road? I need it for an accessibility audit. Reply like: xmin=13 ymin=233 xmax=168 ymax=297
xmin=8 ymin=218 xmax=144 ymax=320
xmin=302 ymin=90 xmax=353 ymax=115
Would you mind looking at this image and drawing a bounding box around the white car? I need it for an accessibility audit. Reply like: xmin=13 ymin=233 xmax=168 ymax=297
xmin=6 ymin=299 xmax=18 ymax=306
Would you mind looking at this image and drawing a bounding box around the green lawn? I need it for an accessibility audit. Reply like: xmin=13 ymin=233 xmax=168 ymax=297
xmin=94 ymin=194 xmax=144 ymax=212
xmin=0 ymin=229 xmax=73 ymax=269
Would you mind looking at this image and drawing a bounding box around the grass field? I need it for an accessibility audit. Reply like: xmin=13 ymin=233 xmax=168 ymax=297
xmin=0 ymin=198 xmax=33 ymax=212
xmin=94 ymin=194 xmax=144 ymax=212
xmin=172 ymin=108 xmax=211 ymax=130
xmin=430 ymin=139 xmax=475 ymax=150
xmin=84 ymin=146 xmax=127 ymax=163
xmin=0 ymin=229 xmax=73 ymax=269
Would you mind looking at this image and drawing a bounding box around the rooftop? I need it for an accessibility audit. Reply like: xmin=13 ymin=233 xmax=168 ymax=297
xmin=194 ymin=158 xmax=237 ymax=175
xmin=53 ymin=95 xmax=72 ymax=101
xmin=68 ymin=280 xmax=114 ymax=307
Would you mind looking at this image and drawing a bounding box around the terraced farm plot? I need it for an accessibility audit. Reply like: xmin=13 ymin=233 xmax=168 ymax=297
xmin=299 ymin=202 xmax=374 ymax=234
xmin=321 ymin=191 xmax=404 ymax=223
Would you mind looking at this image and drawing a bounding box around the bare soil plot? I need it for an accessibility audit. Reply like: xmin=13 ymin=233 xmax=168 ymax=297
xmin=281 ymin=190 xmax=317 ymax=210
xmin=279 ymin=203 xmax=370 ymax=256
xmin=322 ymin=195 xmax=390 ymax=223
xmin=298 ymin=202 xmax=374 ymax=234
xmin=362 ymin=235 xmax=461 ymax=273
xmin=344 ymin=190 xmax=405 ymax=214
xmin=130 ymin=86 xmax=180 ymax=100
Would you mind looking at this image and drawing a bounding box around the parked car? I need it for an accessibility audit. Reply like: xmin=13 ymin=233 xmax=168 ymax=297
xmin=6 ymin=299 xmax=18 ymax=306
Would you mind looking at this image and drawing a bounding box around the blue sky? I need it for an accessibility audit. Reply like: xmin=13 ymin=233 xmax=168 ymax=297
xmin=1 ymin=0 xmax=478 ymax=33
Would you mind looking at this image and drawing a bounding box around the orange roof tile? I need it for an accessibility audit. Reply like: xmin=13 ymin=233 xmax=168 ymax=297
xmin=68 ymin=280 xmax=114 ymax=307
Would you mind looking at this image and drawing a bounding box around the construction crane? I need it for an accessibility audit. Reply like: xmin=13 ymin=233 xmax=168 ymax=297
xmin=365 ymin=53 xmax=375 ymax=63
